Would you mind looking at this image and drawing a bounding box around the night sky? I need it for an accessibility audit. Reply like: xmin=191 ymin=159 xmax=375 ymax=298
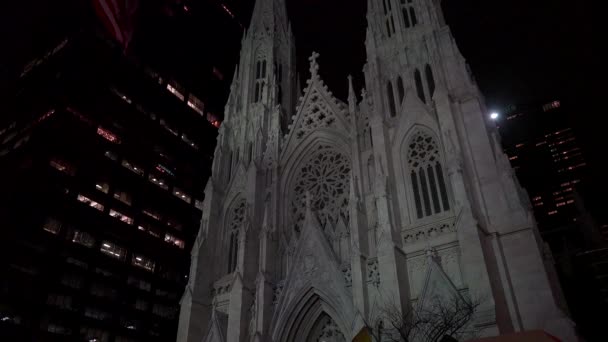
xmin=1 ymin=0 xmax=603 ymax=214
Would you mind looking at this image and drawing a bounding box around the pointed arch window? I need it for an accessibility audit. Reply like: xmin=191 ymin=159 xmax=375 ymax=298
xmin=383 ymin=0 xmax=396 ymax=37
xmin=387 ymin=81 xmax=397 ymax=118
xmin=397 ymin=76 xmax=405 ymax=104
xmin=400 ymin=0 xmax=417 ymax=28
xmin=253 ymin=59 xmax=267 ymax=103
xmin=425 ymin=64 xmax=436 ymax=99
xmin=227 ymin=200 xmax=246 ymax=273
xmin=414 ymin=69 xmax=426 ymax=103
xmin=407 ymin=131 xmax=450 ymax=219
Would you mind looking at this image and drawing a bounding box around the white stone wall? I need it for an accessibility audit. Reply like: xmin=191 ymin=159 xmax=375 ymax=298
xmin=177 ymin=0 xmax=578 ymax=341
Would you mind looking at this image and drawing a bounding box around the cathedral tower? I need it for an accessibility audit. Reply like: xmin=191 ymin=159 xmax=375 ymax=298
xmin=178 ymin=0 xmax=577 ymax=341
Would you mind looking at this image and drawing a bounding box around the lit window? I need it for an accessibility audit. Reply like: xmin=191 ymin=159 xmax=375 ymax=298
xmin=149 ymin=173 xmax=169 ymax=190
xmin=112 ymin=190 xmax=132 ymax=205
xmin=95 ymin=182 xmax=110 ymax=194
xmin=509 ymin=156 xmax=518 ymax=161
xmin=534 ymin=202 xmax=544 ymax=207
xmin=173 ymin=187 xmax=191 ymax=203
xmin=65 ymin=257 xmax=88 ymax=269
xmin=532 ymin=196 xmax=542 ymax=201
xmin=548 ymin=210 xmax=558 ymax=216
xmin=96 ymin=127 xmax=120 ymax=144
xmin=516 ymin=143 xmax=525 ymax=148
xmin=536 ymin=141 xmax=547 ymax=147
xmin=187 ymin=95 xmax=205 ymax=115
xmin=164 ymin=233 xmax=185 ymax=249
xmin=77 ymin=194 xmax=104 ymax=211
xmin=132 ymin=254 xmax=155 ymax=272
xmin=109 ymin=210 xmax=134 ymax=225
xmin=80 ymin=327 xmax=110 ymax=342
xmin=72 ymin=230 xmax=95 ymax=248
xmin=567 ymin=200 xmax=575 ymax=204
xmin=104 ymin=150 xmax=119 ymax=161
xmin=121 ymin=160 xmax=144 ymax=176
xmin=143 ymin=209 xmax=162 ymax=221
xmin=49 ymin=159 xmax=75 ymax=175
xmin=100 ymin=241 xmax=126 ymax=260
xmin=43 ymin=218 xmax=62 ymax=234
xmin=556 ymin=202 xmax=566 ymax=207
xmin=167 ymin=82 xmax=185 ymax=101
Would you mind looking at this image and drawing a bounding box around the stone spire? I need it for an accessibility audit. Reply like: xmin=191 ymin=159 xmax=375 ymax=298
xmin=249 ymin=0 xmax=290 ymax=37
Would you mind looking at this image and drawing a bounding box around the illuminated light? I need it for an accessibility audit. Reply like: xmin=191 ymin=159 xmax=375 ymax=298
xmin=103 ymin=243 xmax=111 ymax=248
xmin=136 ymin=257 xmax=142 ymax=261
xmin=95 ymin=184 xmax=102 ymax=190
xmin=1 ymin=317 xmax=10 ymax=321
xmin=97 ymin=127 xmax=120 ymax=143
xmin=167 ymin=83 xmax=185 ymax=101
xmin=490 ymin=112 xmax=500 ymax=120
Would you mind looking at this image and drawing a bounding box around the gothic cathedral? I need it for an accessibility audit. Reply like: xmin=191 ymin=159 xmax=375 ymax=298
xmin=178 ymin=0 xmax=576 ymax=341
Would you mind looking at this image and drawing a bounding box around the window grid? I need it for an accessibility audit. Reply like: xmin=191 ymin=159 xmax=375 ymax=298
xmin=407 ymin=131 xmax=450 ymax=219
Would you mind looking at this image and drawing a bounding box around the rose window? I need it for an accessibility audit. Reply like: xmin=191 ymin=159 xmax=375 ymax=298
xmin=291 ymin=146 xmax=350 ymax=231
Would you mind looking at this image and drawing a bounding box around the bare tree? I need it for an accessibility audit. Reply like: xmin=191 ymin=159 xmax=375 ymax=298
xmin=362 ymin=295 xmax=481 ymax=342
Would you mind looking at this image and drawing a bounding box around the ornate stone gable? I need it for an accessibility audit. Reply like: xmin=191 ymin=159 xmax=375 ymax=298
xmin=282 ymin=52 xmax=350 ymax=150
xmin=203 ymin=310 xmax=228 ymax=342
xmin=270 ymin=204 xmax=355 ymax=340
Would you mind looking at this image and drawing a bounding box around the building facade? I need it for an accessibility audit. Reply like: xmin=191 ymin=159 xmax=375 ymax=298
xmin=0 ymin=33 xmax=217 ymax=341
xmin=497 ymin=101 xmax=608 ymax=340
xmin=178 ymin=0 xmax=576 ymax=341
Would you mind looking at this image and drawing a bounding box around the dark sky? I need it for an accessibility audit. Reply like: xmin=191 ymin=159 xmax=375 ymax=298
xmin=1 ymin=0 xmax=603 ymax=212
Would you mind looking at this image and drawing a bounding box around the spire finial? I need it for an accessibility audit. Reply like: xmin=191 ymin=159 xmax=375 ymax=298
xmin=309 ymin=51 xmax=320 ymax=76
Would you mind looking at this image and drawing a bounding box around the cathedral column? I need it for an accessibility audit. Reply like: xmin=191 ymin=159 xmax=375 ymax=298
xmin=368 ymin=114 xmax=411 ymax=315
xmin=177 ymin=181 xmax=225 ymax=342
xmin=434 ymin=87 xmax=499 ymax=332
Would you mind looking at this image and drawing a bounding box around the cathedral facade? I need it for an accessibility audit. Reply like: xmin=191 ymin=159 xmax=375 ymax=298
xmin=177 ymin=0 xmax=576 ymax=341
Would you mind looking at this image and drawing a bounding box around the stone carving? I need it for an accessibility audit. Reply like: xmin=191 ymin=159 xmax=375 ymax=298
xmin=272 ymin=281 xmax=284 ymax=305
xmin=402 ymin=219 xmax=455 ymax=245
xmin=229 ymin=200 xmax=247 ymax=232
xmin=291 ymin=146 xmax=351 ymax=232
xmin=341 ymin=265 xmax=352 ymax=287
xmin=294 ymin=89 xmax=339 ymax=140
xmin=367 ymin=258 xmax=380 ymax=287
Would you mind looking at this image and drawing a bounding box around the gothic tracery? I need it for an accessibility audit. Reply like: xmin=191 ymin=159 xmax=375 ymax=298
xmin=291 ymin=146 xmax=351 ymax=232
